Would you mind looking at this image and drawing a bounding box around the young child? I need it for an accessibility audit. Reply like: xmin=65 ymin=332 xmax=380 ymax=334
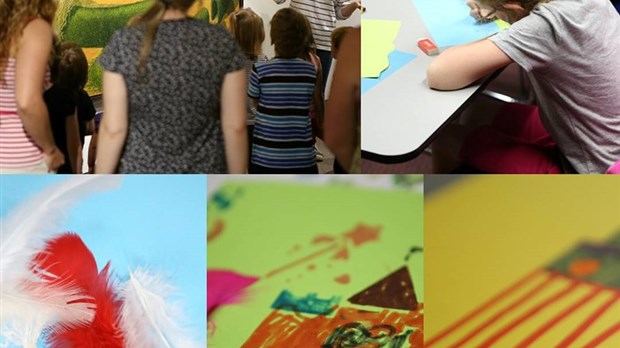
xmin=248 ymin=8 xmax=318 ymax=174
xmin=229 ymin=8 xmax=268 ymax=165
xmin=325 ymin=26 xmax=353 ymax=101
xmin=428 ymin=0 xmax=620 ymax=174
xmin=44 ymin=41 xmax=88 ymax=174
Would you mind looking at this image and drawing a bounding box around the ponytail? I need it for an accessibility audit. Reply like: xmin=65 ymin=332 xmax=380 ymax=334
xmin=129 ymin=0 xmax=167 ymax=76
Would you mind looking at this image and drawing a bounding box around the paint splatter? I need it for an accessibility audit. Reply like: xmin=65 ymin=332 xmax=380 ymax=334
xmin=335 ymin=274 xmax=351 ymax=284
xmin=332 ymin=247 xmax=349 ymax=261
xmin=271 ymin=290 xmax=340 ymax=315
xmin=207 ymin=219 xmax=224 ymax=242
xmin=313 ymin=235 xmax=337 ymax=244
xmin=344 ymin=224 xmax=382 ymax=246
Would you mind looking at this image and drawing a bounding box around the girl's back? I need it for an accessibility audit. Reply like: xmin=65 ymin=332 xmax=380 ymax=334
xmin=99 ymin=19 xmax=244 ymax=173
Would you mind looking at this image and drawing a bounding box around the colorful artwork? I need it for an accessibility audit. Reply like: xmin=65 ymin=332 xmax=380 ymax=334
xmin=54 ymin=0 xmax=240 ymax=95
xmin=244 ymin=306 xmax=423 ymax=347
xmin=425 ymin=176 xmax=620 ymax=348
xmin=207 ymin=179 xmax=424 ymax=347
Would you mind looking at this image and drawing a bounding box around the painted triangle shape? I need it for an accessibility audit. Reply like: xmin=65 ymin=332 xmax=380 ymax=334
xmin=347 ymin=266 xmax=418 ymax=311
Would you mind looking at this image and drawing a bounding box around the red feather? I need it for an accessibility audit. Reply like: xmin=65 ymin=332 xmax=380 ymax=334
xmin=33 ymin=232 xmax=99 ymax=287
xmin=33 ymin=233 xmax=125 ymax=347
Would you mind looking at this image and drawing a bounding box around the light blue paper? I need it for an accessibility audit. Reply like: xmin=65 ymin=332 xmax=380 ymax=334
xmin=412 ymin=0 xmax=500 ymax=47
xmin=362 ymin=50 xmax=417 ymax=94
xmin=1 ymin=175 xmax=207 ymax=347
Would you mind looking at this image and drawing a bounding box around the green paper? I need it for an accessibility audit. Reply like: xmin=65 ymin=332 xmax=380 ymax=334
xmin=362 ymin=19 xmax=402 ymax=78
xmin=495 ymin=19 xmax=510 ymax=31
xmin=207 ymin=181 xmax=423 ymax=347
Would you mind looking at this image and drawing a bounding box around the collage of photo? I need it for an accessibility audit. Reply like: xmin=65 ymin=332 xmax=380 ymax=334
xmin=1 ymin=0 xmax=619 ymax=347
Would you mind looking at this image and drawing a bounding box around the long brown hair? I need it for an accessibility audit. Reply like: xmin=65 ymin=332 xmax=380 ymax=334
xmin=0 ymin=0 xmax=56 ymax=82
xmin=129 ymin=0 xmax=197 ymax=74
xmin=228 ymin=8 xmax=264 ymax=57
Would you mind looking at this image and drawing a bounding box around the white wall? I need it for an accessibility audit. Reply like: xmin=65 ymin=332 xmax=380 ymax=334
xmin=244 ymin=0 xmax=361 ymax=58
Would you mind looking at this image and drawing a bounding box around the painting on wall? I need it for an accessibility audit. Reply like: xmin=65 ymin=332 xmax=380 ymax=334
xmin=54 ymin=0 xmax=241 ymax=95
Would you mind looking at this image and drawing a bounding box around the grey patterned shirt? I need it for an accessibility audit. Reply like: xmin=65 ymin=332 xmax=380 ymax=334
xmin=99 ymin=18 xmax=245 ymax=173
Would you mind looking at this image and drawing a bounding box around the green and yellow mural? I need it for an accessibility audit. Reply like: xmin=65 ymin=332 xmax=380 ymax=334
xmin=54 ymin=0 xmax=240 ymax=95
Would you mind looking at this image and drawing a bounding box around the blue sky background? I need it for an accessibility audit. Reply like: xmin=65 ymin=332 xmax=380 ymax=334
xmin=0 ymin=175 xmax=207 ymax=346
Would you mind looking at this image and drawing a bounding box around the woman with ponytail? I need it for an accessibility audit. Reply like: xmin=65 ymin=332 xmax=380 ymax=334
xmin=96 ymin=0 xmax=248 ymax=173
xmin=0 ymin=0 xmax=65 ymax=173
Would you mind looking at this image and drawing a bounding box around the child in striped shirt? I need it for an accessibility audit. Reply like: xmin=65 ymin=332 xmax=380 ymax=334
xmin=248 ymin=8 xmax=319 ymax=174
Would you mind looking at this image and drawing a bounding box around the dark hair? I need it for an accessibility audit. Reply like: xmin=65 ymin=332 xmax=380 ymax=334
xmin=270 ymin=8 xmax=311 ymax=59
xmin=52 ymin=41 xmax=88 ymax=92
xmin=331 ymin=26 xmax=352 ymax=51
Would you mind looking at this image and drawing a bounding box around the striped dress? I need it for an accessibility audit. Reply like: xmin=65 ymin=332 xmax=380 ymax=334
xmin=248 ymin=58 xmax=316 ymax=170
xmin=0 ymin=58 xmax=45 ymax=169
xmin=274 ymin=0 xmax=351 ymax=51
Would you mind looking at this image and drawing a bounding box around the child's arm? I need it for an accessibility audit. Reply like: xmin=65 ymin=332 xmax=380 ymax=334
xmin=313 ymin=62 xmax=325 ymax=138
xmin=221 ymin=69 xmax=248 ymax=174
xmin=426 ymin=39 xmax=512 ymax=91
xmin=95 ymin=71 xmax=128 ymax=174
xmin=325 ymin=29 xmax=360 ymax=173
xmin=15 ymin=19 xmax=64 ymax=171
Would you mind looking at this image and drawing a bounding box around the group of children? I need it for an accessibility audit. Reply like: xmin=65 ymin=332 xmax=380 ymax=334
xmin=227 ymin=7 xmax=354 ymax=173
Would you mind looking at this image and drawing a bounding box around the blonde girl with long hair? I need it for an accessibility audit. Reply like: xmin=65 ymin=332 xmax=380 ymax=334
xmin=0 ymin=0 xmax=65 ymax=173
xmin=96 ymin=0 xmax=248 ymax=173
xmin=228 ymin=8 xmax=267 ymax=164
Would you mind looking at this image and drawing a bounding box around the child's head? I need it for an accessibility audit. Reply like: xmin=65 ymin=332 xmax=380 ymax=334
xmin=477 ymin=0 xmax=551 ymax=23
xmin=52 ymin=41 xmax=89 ymax=91
xmin=270 ymin=8 xmax=312 ymax=59
xmin=331 ymin=27 xmax=353 ymax=60
xmin=229 ymin=8 xmax=265 ymax=57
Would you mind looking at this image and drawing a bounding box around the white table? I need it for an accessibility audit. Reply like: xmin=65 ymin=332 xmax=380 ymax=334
xmin=362 ymin=0 xmax=500 ymax=163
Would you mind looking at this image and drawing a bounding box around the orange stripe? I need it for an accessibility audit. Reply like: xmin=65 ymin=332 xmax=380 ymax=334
xmin=478 ymin=279 xmax=580 ymax=347
xmin=557 ymin=292 xmax=620 ymax=348
xmin=425 ymin=270 xmax=544 ymax=347
xmin=515 ymin=286 xmax=603 ymax=348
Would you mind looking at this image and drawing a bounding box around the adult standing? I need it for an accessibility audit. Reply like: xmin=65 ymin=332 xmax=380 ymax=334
xmin=0 ymin=0 xmax=65 ymax=173
xmin=273 ymin=0 xmax=361 ymax=91
xmin=96 ymin=0 xmax=248 ymax=173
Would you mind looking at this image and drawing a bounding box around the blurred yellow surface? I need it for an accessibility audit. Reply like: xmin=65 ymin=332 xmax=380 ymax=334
xmin=425 ymin=176 xmax=620 ymax=346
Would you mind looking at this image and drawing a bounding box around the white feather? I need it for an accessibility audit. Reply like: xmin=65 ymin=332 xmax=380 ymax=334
xmin=120 ymin=268 xmax=202 ymax=348
xmin=0 ymin=176 xmax=122 ymax=346
xmin=1 ymin=280 xmax=95 ymax=348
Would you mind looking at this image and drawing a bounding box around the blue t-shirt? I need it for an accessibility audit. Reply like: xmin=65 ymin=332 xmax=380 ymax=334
xmin=248 ymin=58 xmax=317 ymax=169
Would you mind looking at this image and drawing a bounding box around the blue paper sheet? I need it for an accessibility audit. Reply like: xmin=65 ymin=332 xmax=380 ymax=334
xmin=412 ymin=0 xmax=501 ymax=47
xmin=362 ymin=50 xmax=417 ymax=94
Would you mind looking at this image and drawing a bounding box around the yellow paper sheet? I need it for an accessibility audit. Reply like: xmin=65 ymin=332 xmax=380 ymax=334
xmin=361 ymin=19 xmax=402 ymax=78
xmin=425 ymin=176 xmax=620 ymax=347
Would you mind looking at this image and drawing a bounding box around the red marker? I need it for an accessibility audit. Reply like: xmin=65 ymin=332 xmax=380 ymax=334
xmin=417 ymin=38 xmax=439 ymax=56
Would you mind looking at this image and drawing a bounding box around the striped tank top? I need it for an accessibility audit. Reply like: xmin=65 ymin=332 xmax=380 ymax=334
xmin=0 ymin=58 xmax=45 ymax=168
